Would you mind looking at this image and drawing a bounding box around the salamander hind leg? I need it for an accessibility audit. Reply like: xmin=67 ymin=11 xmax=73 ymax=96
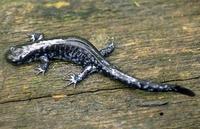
xmin=65 ymin=65 xmax=97 ymax=88
xmin=35 ymin=55 xmax=50 ymax=75
xmin=99 ymin=42 xmax=115 ymax=57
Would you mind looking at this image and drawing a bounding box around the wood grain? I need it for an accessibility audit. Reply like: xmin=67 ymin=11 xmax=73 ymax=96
xmin=0 ymin=0 xmax=199 ymax=129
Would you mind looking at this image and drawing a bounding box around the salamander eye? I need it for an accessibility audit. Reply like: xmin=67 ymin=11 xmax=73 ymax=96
xmin=10 ymin=47 xmax=16 ymax=51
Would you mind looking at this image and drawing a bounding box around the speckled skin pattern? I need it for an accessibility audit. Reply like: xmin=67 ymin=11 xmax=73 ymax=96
xmin=5 ymin=34 xmax=195 ymax=96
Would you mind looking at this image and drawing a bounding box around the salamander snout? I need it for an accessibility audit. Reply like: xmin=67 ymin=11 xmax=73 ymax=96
xmin=5 ymin=46 xmax=24 ymax=64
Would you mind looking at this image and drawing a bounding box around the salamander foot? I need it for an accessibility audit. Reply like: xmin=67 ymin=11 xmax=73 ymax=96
xmin=65 ymin=73 xmax=82 ymax=88
xmin=35 ymin=67 xmax=46 ymax=75
xmin=27 ymin=33 xmax=44 ymax=42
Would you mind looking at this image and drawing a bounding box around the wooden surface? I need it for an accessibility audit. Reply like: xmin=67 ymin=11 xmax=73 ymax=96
xmin=0 ymin=0 xmax=200 ymax=129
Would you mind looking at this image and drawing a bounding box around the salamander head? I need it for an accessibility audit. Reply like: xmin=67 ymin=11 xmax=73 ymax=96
xmin=5 ymin=46 xmax=25 ymax=65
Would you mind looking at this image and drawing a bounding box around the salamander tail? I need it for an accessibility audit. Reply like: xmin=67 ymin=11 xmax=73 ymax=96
xmin=172 ymin=85 xmax=195 ymax=97
xmin=101 ymin=66 xmax=195 ymax=96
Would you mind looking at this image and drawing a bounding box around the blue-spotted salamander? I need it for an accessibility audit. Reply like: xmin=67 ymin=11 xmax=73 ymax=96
xmin=5 ymin=33 xmax=195 ymax=96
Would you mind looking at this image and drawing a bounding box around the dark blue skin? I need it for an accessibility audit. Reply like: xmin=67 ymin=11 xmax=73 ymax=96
xmin=6 ymin=33 xmax=195 ymax=96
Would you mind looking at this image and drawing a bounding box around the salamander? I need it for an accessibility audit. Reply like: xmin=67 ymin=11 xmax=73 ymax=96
xmin=5 ymin=33 xmax=195 ymax=96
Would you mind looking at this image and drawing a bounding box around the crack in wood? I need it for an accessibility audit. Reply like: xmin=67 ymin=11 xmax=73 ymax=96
xmin=66 ymin=87 xmax=126 ymax=96
xmin=0 ymin=94 xmax=52 ymax=104
xmin=161 ymin=75 xmax=200 ymax=83
xmin=136 ymin=101 xmax=169 ymax=107
xmin=0 ymin=87 xmax=125 ymax=104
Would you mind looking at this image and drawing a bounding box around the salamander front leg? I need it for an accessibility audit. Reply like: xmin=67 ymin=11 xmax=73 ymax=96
xmin=65 ymin=65 xmax=96 ymax=88
xmin=27 ymin=33 xmax=44 ymax=42
xmin=35 ymin=55 xmax=50 ymax=75
xmin=99 ymin=42 xmax=115 ymax=57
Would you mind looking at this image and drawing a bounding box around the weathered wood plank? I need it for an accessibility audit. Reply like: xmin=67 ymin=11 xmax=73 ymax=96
xmin=0 ymin=0 xmax=200 ymax=129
